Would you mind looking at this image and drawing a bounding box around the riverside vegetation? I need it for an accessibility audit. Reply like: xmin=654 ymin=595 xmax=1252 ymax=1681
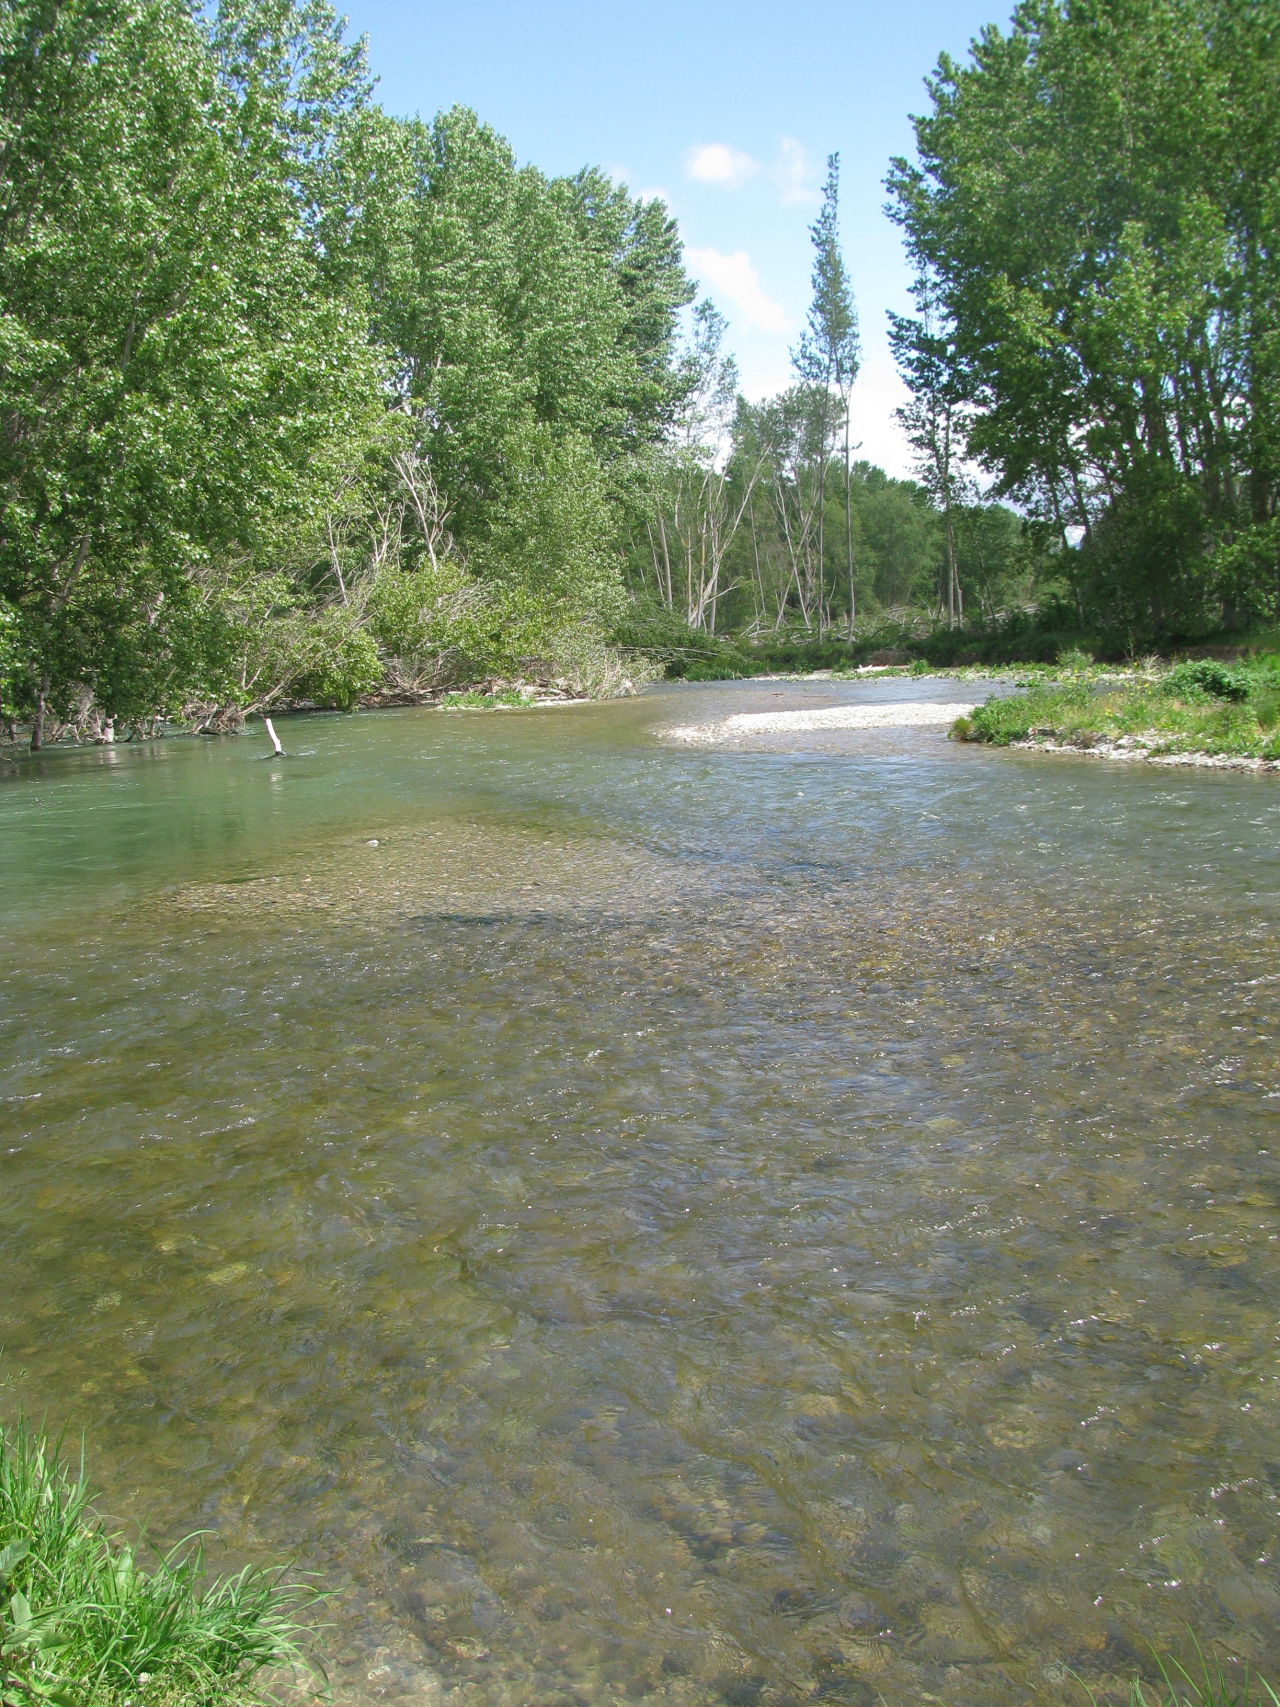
xmin=5 ymin=0 xmax=1280 ymax=750
xmin=953 ymin=653 xmax=1280 ymax=764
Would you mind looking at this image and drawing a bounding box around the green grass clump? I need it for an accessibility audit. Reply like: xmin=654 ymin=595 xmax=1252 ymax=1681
xmin=1057 ymin=645 xmax=1095 ymax=670
xmin=955 ymin=655 xmax=1280 ymax=760
xmin=958 ymin=681 xmax=1096 ymax=746
xmin=0 ymin=1420 xmax=314 ymax=1707
xmin=438 ymin=687 xmax=530 ymax=709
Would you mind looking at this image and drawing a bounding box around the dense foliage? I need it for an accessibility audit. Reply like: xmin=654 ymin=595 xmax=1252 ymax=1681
xmin=9 ymin=0 xmax=1275 ymax=744
xmin=887 ymin=0 xmax=1280 ymax=637
xmin=0 ymin=0 xmax=692 ymax=744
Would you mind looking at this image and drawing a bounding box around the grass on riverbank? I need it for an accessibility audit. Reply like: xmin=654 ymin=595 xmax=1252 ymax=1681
xmin=952 ymin=656 xmax=1280 ymax=760
xmin=1 ymin=1420 xmax=314 ymax=1707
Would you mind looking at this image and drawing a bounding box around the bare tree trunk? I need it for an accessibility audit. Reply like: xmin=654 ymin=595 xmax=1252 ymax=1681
xmin=31 ymin=674 xmax=48 ymax=752
xmin=843 ymin=402 xmax=855 ymax=640
xmin=944 ymin=501 xmax=959 ymax=627
xmin=748 ymin=503 xmax=770 ymax=630
xmin=815 ymin=459 xmax=827 ymax=638
xmin=657 ymin=513 xmax=673 ymax=610
xmin=639 ymin=519 xmax=656 ymax=596
xmin=327 ymin=515 xmax=349 ymax=605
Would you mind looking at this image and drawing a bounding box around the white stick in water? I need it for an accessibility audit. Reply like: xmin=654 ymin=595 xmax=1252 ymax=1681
xmin=264 ymin=716 xmax=284 ymax=756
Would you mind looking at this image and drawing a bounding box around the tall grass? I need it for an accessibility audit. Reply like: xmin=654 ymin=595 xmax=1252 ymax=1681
xmin=0 ymin=1419 xmax=316 ymax=1707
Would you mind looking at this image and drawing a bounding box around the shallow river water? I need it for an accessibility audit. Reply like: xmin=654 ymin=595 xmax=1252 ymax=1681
xmin=2 ymin=677 xmax=1279 ymax=1707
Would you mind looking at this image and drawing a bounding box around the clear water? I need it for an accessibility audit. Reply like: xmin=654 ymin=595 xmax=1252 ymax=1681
xmin=2 ymin=678 xmax=1279 ymax=1707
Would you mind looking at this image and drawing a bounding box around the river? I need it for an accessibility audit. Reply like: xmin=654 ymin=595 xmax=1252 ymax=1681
xmin=2 ymin=677 xmax=1278 ymax=1706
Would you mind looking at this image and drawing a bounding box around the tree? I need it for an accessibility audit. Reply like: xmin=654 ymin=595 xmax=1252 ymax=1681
xmin=0 ymin=0 xmax=380 ymax=744
xmin=792 ymin=154 xmax=860 ymax=634
xmin=333 ymin=108 xmax=693 ymax=640
xmin=887 ymin=0 xmax=1280 ymax=634
xmin=632 ymin=302 xmax=769 ymax=628
xmin=889 ymin=272 xmax=971 ymax=625
xmin=846 ymin=463 xmax=939 ymax=612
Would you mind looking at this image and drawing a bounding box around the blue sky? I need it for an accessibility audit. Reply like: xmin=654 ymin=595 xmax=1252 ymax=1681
xmin=337 ymin=0 xmax=1010 ymax=476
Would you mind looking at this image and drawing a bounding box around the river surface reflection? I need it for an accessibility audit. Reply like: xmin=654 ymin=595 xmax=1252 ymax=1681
xmin=2 ymin=678 xmax=1279 ymax=1706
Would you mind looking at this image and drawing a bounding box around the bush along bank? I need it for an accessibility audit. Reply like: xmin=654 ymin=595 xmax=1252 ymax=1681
xmin=0 ymin=1419 xmax=313 ymax=1707
xmin=952 ymin=656 xmax=1280 ymax=767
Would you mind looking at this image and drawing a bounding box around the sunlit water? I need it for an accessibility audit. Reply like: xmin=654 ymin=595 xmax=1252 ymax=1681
xmin=2 ymin=678 xmax=1279 ymax=1707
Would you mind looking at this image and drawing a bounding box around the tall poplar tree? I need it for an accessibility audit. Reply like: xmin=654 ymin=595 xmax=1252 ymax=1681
xmin=792 ymin=154 xmax=860 ymax=633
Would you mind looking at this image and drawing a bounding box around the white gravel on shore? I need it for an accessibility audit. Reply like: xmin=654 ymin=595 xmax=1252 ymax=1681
xmin=663 ymin=700 xmax=978 ymax=744
xmin=1012 ymin=736 xmax=1280 ymax=772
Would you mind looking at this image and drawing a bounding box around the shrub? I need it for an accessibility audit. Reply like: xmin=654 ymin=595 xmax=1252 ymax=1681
xmin=1163 ymin=659 xmax=1251 ymax=701
xmin=364 ymin=557 xmax=481 ymax=690
xmin=289 ymin=610 xmax=381 ymax=711
xmin=611 ymin=605 xmax=752 ymax=679
xmin=741 ymin=637 xmax=864 ymax=673
xmin=438 ymin=688 xmax=529 ymax=708
xmin=957 ymin=681 xmax=1094 ymax=745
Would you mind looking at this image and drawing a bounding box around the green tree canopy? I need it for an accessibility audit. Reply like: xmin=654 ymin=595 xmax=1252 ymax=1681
xmin=0 ymin=0 xmax=381 ymax=739
xmin=887 ymin=0 xmax=1280 ymax=633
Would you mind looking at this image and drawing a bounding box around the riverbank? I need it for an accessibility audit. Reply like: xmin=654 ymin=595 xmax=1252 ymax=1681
xmin=951 ymin=659 xmax=1280 ymax=772
xmin=1006 ymin=734 xmax=1280 ymax=773
xmin=7 ymin=660 xmax=1280 ymax=786
xmin=0 ymin=1418 xmax=310 ymax=1707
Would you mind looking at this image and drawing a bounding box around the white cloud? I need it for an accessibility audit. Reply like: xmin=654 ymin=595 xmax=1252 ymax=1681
xmin=685 ymin=247 xmax=791 ymax=334
xmin=773 ymin=137 xmax=821 ymax=206
xmin=685 ymin=142 xmax=761 ymax=189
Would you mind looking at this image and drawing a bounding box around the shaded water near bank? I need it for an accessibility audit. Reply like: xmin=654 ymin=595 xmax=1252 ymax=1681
xmin=2 ymin=677 xmax=1279 ymax=1707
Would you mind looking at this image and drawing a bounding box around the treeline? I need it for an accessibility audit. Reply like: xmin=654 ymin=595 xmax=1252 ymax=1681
xmin=8 ymin=0 xmax=1270 ymax=748
xmin=888 ymin=0 xmax=1280 ymax=639
xmin=624 ymin=304 xmax=1037 ymax=637
xmin=0 ymin=0 xmax=693 ymax=744
xmin=624 ymin=160 xmax=1044 ymax=645
xmin=625 ymin=0 xmax=1280 ymax=652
